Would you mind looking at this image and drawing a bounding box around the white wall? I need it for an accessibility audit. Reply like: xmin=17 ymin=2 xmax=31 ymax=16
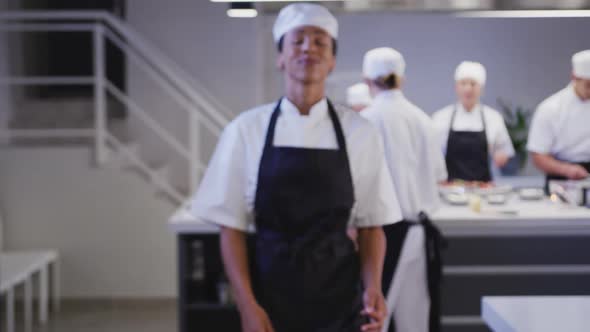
xmin=0 ymin=147 xmax=177 ymax=298
xmin=127 ymin=0 xmax=261 ymax=114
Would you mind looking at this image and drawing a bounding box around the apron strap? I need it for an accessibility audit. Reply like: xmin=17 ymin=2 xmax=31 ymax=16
xmin=382 ymin=214 xmax=447 ymax=332
xmin=263 ymin=99 xmax=283 ymax=150
xmin=445 ymin=104 xmax=458 ymax=149
xmin=326 ymin=99 xmax=346 ymax=151
xmin=418 ymin=211 xmax=447 ymax=332
xmin=479 ymin=104 xmax=487 ymax=134
xmin=479 ymin=105 xmax=489 ymax=155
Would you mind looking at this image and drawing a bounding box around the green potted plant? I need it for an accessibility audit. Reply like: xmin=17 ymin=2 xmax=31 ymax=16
xmin=496 ymin=98 xmax=534 ymax=175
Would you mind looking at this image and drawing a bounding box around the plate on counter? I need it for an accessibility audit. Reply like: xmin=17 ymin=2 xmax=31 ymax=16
xmin=518 ymin=187 xmax=544 ymax=201
xmin=443 ymin=192 xmax=469 ymax=205
xmin=439 ymin=181 xmax=512 ymax=197
xmin=472 ymin=184 xmax=513 ymax=196
xmin=438 ymin=184 xmax=467 ymax=196
xmin=487 ymin=193 xmax=509 ymax=205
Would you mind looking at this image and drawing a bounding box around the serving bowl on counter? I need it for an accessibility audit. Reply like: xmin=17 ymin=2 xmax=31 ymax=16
xmin=443 ymin=192 xmax=469 ymax=205
xmin=472 ymin=184 xmax=513 ymax=197
xmin=518 ymin=188 xmax=544 ymax=201
xmin=438 ymin=180 xmax=553 ymax=208
xmin=487 ymin=193 xmax=509 ymax=205
xmin=439 ymin=181 xmax=513 ymax=198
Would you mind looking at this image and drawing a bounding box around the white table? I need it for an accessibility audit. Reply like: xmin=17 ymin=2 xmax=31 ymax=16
xmin=0 ymin=250 xmax=61 ymax=332
xmin=482 ymin=296 xmax=590 ymax=332
xmin=169 ymin=197 xmax=590 ymax=236
xmin=431 ymin=196 xmax=590 ymax=237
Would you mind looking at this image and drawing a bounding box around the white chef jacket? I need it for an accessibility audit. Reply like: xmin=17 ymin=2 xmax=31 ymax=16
xmin=190 ymin=97 xmax=403 ymax=232
xmin=362 ymin=90 xmax=447 ymax=221
xmin=432 ymin=103 xmax=515 ymax=158
xmin=527 ymin=84 xmax=590 ymax=162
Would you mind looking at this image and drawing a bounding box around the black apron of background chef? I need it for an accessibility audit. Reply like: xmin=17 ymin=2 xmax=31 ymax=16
xmin=381 ymin=212 xmax=447 ymax=332
xmin=445 ymin=104 xmax=492 ymax=182
xmin=544 ymin=161 xmax=590 ymax=195
xmin=251 ymin=99 xmax=365 ymax=332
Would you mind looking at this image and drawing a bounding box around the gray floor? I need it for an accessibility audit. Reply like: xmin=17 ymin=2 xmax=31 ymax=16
xmin=9 ymin=299 xmax=177 ymax=332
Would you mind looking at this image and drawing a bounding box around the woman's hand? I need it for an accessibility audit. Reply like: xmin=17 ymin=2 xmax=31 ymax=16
xmin=357 ymin=227 xmax=387 ymax=331
xmin=219 ymin=227 xmax=274 ymax=332
xmin=493 ymin=152 xmax=510 ymax=168
xmin=240 ymin=301 xmax=275 ymax=332
xmin=360 ymin=287 xmax=387 ymax=332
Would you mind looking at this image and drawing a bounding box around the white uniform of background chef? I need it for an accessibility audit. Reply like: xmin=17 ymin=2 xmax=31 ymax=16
xmin=361 ymin=47 xmax=448 ymax=332
xmin=432 ymin=61 xmax=515 ymax=182
xmin=528 ymin=50 xmax=590 ymax=192
xmin=347 ymin=82 xmax=372 ymax=112
xmin=191 ymin=4 xmax=402 ymax=332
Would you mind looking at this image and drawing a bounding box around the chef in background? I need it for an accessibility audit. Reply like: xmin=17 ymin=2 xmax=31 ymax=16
xmin=528 ymin=50 xmax=590 ymax=193
xmin=361 ymin=47 xmax=447 ymax=332
xmin=347 ymin=82 xmax=372 ymax=112
xmin=432 ymin=61 xmax=514 ymax=183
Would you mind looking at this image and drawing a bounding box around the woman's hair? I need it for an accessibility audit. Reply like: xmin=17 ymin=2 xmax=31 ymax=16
xmin=372 ymin=73 xmax=398 ymax=90
xmin=277 ymin=36 xmax=338 ymax=56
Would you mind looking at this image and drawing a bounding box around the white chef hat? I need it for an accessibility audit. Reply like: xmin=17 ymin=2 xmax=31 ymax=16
xmin=363 ymin=47 xmax=406 ymax=80
xmin=455 ymin=61 xmax=486 ymax=86
xmin=346 ymin=82 xmax=372 ymax=107
xmin=272 ymin=3 xmax=338 ymax=44
xmin=572 ymin=50 xmax=590 ymax=80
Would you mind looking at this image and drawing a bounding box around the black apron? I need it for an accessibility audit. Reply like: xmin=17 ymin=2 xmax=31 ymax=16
xmin=544 ymin=161 xmax=590 ymax=195
xmin=251 ymin=99 xmax=366 ymax=332
xmin=445 ymin=104 xmax=492 ymax=182
xmin=381 ymin=212 xmax=446 ymax=332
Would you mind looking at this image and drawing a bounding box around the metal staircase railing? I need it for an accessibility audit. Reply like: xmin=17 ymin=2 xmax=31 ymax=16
xmin=0 ymin=11 xmax=232 ymax=205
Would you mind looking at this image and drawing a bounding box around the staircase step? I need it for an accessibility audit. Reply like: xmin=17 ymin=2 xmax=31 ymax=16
xmin=176 ymin=184 xmax=192 ymax=198
xmin=7 ymin=96 xmax=129 ymax=147
xmin=10 ymin=97 xmax=124 ymax=129
xmin=10 ymin=98 xmax=94 ymax=130
xmin=120 ymin=141 xmax=141 ymax=158
xmin=150 ymin=164 xmax=170 ymax=186
xmin=154 ymin=190 xmax=184 ymax=206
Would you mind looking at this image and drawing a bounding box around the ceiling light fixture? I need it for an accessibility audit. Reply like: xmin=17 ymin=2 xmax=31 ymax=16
xmin=215 ymin=0 xmax=339 ymax=2
xmin=457 ymin=9 xmax=590 ymax=18
xmin=227 ymin=2 xmax=258 ymax=18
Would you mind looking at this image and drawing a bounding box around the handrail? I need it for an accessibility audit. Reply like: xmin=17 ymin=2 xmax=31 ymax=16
xmin=105 ymin=133 xmax=185 ymax=203
xmin=102 ymin=28 xmax=223 ymax=135
xmin=0 ymin=76 xmax=94 ymax=85
xmin=0 ymin=10 xmax=105 ymax=20
xmin=0 ymin=10 xmax=230 ymax=204
xmin=0 ymin=22 xmax=96 ymax=32
xmin=100 ymin=13 xmax=233 ymax=127
xmin=105 ymin=79 xmax=207 ymax=173
xmin=0 ymin=19 xmax=225 ymax=135
xmin=0 ymin=10 xmax=232 ymax=131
